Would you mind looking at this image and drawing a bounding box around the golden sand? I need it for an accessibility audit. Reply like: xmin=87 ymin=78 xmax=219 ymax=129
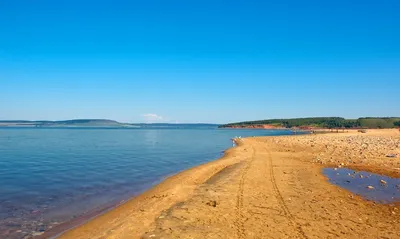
xmin=58 ymin=129 xmax=400 ymax=239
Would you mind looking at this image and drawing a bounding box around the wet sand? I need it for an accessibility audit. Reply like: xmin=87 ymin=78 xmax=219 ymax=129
xmin=58 ymin=129 xmax=400 ymax=239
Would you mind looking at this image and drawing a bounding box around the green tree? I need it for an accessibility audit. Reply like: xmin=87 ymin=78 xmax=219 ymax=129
xmin=282 ymin=121 xmax=292 ymax=128
xmin=394 ymin=121 xmax=400 ymax=127
xmin=325 ymin=119 xmax=343 ymax=129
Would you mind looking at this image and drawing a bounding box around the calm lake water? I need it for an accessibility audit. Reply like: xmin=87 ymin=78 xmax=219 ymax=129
xmin=0 ymin=127 xmax=294 ymax=238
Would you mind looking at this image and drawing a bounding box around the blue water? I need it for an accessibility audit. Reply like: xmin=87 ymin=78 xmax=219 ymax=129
xmin=324 ymin=168 xmax=400 ymax=203
xmin=0 ymin=127 xmax=294 ymax=238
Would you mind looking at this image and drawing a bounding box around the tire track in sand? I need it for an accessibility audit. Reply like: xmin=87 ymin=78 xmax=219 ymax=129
xmin=235 ymin=146 xmax=256 ymax=239
xmin=266 ymin=148 xmax=308 ymax=239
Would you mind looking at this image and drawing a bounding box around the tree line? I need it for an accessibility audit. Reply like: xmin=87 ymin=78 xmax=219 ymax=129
xmin=221 ymin=117 xmax=400 ymax=129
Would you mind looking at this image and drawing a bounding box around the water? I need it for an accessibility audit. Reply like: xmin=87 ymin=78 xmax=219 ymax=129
xmin=0 ymin=127 xmax=294 ymax=238
xmin=324 ymin=168 xmax=400 ymax=203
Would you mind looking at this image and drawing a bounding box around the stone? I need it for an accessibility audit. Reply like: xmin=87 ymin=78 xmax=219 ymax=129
xmin=206 ymin=200 xmax=217 ymax=207
xmin=367 ymin=186 xmax=374 ymax=189
xmin=32 ymin=232 xmax=44 ymax=236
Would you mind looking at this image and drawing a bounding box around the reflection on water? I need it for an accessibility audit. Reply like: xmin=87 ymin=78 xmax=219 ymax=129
xmin=324 ymin=167 xmax=400 ymax=203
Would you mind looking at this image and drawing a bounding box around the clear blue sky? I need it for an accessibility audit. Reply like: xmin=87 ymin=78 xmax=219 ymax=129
xmin=1 ymin=0 xmax=399 ymax=123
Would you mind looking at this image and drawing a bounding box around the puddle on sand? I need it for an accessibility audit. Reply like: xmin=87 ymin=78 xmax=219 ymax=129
xmin=323 ymin=168 xmax=400 ymax=203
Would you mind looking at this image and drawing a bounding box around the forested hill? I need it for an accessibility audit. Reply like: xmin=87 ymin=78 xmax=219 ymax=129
xmin=220 ymin=117 xmax=400 ymax=129
xmin=0 ymin=120 xmax=219 ymax=128
xmin=0 ymin=119 xmax=122 ymax=127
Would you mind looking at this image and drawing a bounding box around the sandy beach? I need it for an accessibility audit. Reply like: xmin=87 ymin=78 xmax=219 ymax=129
xmin=56 ymin=129 xmax=400 ymax=239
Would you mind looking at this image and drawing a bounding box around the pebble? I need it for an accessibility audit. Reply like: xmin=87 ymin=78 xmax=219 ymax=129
xmin=32 ymin=232 xmax=44 ymax=236
xmin=206 ymin=200 xmax=218 ymax=207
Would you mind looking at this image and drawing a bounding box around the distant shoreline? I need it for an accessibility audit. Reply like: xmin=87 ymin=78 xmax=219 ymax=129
xmin=0 ymin=121 xmax=219 ymax=129
xmin=220 ymin=124 xmax=399 ymax=131
xmin=220 ymin=117 xmax=400 ymax=129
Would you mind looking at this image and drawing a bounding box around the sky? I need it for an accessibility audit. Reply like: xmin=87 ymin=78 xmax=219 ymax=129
xmin=0 ymin=0 xmax=399 ymax=123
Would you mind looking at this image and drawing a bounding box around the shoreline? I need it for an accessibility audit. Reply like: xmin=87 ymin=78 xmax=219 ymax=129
xmin=58 ymin=129 xmax=399 ymax=238
xmin=35 ymin=153 xmax=230 ymax=239
xmin=55 ymin=141 xmax=249 ymax=239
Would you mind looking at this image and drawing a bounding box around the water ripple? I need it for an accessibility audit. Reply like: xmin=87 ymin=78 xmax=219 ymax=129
xmin=0 ymin=128 xmax=294 ymax=238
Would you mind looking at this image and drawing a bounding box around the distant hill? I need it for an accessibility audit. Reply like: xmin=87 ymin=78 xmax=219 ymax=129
xmin=0 ymin=119 xmax=122 ymax=127
xmin=0 ymin=120 xmax=219 ymax=128
xmin=45 ymin=119 xmax=121 ymax=126
xmin=220 ymin=117 xmax=400 ymax=129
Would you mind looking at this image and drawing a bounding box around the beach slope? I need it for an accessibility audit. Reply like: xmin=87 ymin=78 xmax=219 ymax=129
xmin=59 ymin=129 xmax=400 ymax=239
